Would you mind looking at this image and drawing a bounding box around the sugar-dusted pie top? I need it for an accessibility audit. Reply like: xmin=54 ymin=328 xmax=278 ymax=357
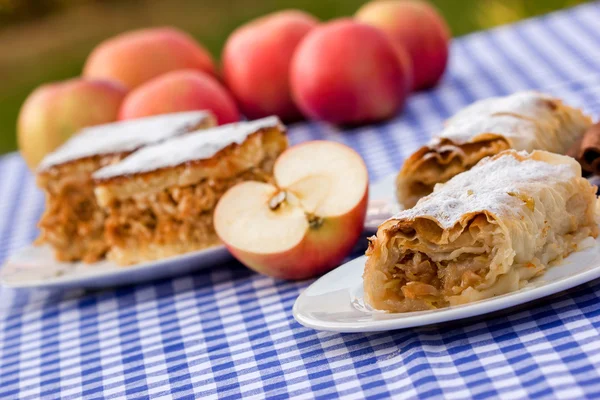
xmin=93 ymin=116 xmax=284 ymax=181
xmin=390 ymin=150 xmax=581 ymax=229
xmin=37 ymin=111 xmax=214 ymax=171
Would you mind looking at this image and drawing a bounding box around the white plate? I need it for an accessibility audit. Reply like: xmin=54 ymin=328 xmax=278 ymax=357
xmin=293 ymin=236 xmax=600 ymax=332
xmin=0 ymin=174 xmax=399 ymax=290
xmin=1 ymin=245 xmax=231 ymax=289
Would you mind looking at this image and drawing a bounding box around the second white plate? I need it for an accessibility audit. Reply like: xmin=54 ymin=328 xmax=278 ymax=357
xmin=293 ymin=236 xmax=600 ymax=332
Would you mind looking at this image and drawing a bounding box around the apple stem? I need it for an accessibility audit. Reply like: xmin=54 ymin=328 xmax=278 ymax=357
xmin=305 ymin=213 xmax=324 ymax=229
xmin=268 ymin=190 xmax=287 ymax=210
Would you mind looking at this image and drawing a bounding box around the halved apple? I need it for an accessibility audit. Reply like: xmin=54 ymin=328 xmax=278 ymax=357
xmin=214 ymin=140 xmax=369 ymax=280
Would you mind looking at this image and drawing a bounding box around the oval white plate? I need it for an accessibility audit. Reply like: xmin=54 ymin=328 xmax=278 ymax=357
xmin=293 ymin=236 xmax=600 ymax=332
xmin=1 ymin=245 xmax=231 ymax=289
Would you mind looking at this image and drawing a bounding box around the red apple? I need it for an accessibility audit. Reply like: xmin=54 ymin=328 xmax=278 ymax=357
xmin=18 ymin=79 xmax=127 ymax=170
xmin=290 ymin=19 xmax=411 ymax=125
xmin=223 ymin=10 xmax=319 ymax=121
xmin=119 ymin=70 xmax=240 ymax=125
xmin=356 ymin=0 xmax=450 ymax=90
xmin=214 ymin=140 xmax=369 ymax=280
xmin=83 ymin=27 xmax=216 ymax=89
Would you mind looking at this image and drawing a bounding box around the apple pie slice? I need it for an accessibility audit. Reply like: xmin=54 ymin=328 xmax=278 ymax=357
xmin=93 ymin=116 xmax=288 ymax=265
xmin=365 ymin=150 xmax=599 ymax=312
xmin=36 ymin=111 xmax=216 ymax=263
xmin=397 ymin=91 xmax=592 ymax=208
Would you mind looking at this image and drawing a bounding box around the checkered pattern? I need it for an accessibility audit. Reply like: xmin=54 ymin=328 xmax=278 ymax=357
xmin=2 ymin=3 xmax=600 ymax=399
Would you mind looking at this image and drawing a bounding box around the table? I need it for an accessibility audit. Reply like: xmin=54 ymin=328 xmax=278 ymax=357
xmin=2 ymin=3 xmax=600 ymax=399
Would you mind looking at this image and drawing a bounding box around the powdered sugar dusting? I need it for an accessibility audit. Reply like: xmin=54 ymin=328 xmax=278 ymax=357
xmin=438 ymin=92 xmax=558 ymax=146
xmin=392 ymin=151 xmax=580 ymax=229
xmin=93 ymin=116 xmax=283 ymax=180
xmin=437 ymin=114 xmax=539 ymax=149
xmin=430 ymin=91 xmax=589 ymax=153
xmin=38 ymin=111 xmax=213 ymax=171
xmin=446 ymin=91 xmax=556 ymax=124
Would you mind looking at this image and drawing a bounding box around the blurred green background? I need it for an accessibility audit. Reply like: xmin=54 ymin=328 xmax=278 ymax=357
xmin=0 ymin=0 xmax=590 ymax=155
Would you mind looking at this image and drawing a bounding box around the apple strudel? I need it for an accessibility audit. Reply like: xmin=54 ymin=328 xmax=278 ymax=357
xmin=93 ymin=116 xmax=288 ymax=265
xmin=365 ymin=150 xmax=599 ymax=312
xmin=36 ymin=111 xmax=216 ymax=263
xmin=396 ymin=91 xmax=592 ymax=208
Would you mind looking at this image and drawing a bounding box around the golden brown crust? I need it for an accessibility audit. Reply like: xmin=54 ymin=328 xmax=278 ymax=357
xmin=94 ymin=127 xmax=287 ymax=204
xmin=396 ymin=136 xmax=510 ymax=208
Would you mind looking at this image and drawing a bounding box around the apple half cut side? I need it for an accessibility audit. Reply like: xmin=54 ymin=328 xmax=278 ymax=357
xmin=214 ymin=140 xmax=369 ymax=280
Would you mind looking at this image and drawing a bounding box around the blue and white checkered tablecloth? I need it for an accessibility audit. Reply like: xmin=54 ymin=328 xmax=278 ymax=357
xmin=3 ymin=3 xmax=600 ymax=399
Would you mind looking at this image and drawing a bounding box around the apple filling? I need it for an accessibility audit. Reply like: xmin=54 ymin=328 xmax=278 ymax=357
xmin=36 ymin=155 xmax=123 ymax=263
xmin=397 ymin=138 xmax=510 ymax=208
xmin=365 ymin=214 xmax=507 ymax=312
xmin=103 ymin=162 xmax=276 ymax=265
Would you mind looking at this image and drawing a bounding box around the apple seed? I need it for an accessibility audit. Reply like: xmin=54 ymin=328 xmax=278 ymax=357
xmin=268 ymin=190 xmax=287 ymax=210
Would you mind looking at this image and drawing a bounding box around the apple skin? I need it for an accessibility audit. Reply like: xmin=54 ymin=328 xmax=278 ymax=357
xmin=224 ymin=190 xmax=368 ymax=280
xmin=355 ymin=0 xmax=450 ymax=90
xmin=83 ymin=27 xmax=216 ymax=89
xmin=222 ymin=10 xmax=319 ymax=122
xmin=118 ymin=70 xmax=240 ymax=125
xmin=290 ymin=19 xmax=411 ymax=125
xmin=17 ymin=78 xmax=127 ymax=170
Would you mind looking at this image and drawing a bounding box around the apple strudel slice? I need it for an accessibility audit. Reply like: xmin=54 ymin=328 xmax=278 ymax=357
xmin=93 ymin=116 xmax=288 ymax=266
xmin=365 ymin=150 xmax=599 ymax=313
xmin=396 ymin=91 xmax=592 ymax=208
xmin=36 ymin=111 xmax=216 ymax=263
